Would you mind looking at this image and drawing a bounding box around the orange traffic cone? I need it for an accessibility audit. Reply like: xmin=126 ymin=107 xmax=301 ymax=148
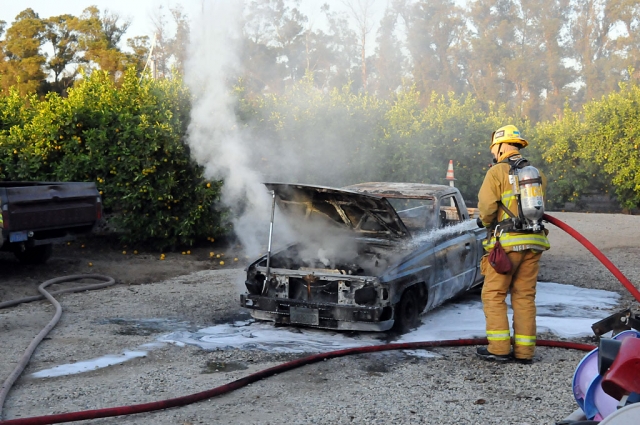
xmin=445 ymin=160 xmax=456 ymax=182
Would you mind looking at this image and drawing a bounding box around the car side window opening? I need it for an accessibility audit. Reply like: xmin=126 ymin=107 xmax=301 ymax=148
xmin=388 ymin=198 xmax=435 ymax=233
xmin=439 ymin=195 xmax=462 ymax=227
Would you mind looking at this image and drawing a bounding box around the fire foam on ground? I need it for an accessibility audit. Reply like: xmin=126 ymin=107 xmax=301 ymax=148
xmin=160 ymin=282 xmax=619 ymax=353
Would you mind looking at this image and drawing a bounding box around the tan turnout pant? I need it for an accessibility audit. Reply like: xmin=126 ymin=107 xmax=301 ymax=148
xmin=480 ymin=250 xmax=542 ymax=359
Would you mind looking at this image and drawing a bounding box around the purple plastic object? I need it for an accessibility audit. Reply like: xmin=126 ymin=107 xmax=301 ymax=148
xmin=573 ymin=348 xmax=598 ymax=410
xmin=585 ymin=375 xmax=617 ymax=419
xmin=612 ymin=329 xmax=640 ymax=341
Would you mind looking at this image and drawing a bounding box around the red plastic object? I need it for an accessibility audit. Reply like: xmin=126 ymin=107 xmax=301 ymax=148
xmin=601 ymin=337 xmax=640 ymax=400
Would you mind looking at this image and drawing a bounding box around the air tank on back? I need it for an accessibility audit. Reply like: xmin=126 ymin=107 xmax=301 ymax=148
xmin=518 ymin=165 xmax=545 ymax=231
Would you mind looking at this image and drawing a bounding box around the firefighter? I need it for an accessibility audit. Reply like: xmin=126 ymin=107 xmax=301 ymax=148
xmin=476 ymin=125 xmax=550 ymax=364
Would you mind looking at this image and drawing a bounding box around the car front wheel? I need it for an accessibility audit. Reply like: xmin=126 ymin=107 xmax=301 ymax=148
xmin=393 ymin=287 xmax=420 ymax=333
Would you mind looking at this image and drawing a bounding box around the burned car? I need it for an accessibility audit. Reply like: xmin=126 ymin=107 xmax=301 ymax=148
xmin=240 ymin=182 xmax=486 ymax=332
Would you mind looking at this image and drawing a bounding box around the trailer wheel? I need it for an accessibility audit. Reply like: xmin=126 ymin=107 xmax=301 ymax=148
xmin=393 ymin=287 xmax=420 ymax=333
xmin=13 ymin=244 xmax=53 ymax=265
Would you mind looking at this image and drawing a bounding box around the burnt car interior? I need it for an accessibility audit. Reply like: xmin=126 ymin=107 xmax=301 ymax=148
xmin=389 ymin=195 xmax=463 ymax=234
xmin=388 ymin=198 xmax=434 ymax=233
xmin=439 ymin=195 xmax=463 ymax=227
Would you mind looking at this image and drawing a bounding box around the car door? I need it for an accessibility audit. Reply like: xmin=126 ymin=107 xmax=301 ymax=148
xmin=429 ymin=195 xmax=477 ymax=308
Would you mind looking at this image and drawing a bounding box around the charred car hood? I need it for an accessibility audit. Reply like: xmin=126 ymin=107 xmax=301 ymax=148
xmin=265 ymin=183 xmax=410 ymax=240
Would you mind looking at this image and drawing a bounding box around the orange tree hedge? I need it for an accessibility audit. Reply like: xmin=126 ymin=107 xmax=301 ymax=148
xmin=0 ymin=68 xmax=224 ymax=249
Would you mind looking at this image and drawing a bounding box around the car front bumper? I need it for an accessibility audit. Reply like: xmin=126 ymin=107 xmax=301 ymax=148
xmin=240 ymin=294 xmax=394 ymax=332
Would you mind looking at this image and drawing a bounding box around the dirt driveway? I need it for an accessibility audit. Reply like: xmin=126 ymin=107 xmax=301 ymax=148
xmin=0 ymin=235 xmax=242 ymax=305
xmin=1 ymin=212 xmax=640 ymax=424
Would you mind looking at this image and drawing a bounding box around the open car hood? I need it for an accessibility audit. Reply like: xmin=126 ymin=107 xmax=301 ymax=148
xmin=265 ymin=183 xmax=410 ymax=240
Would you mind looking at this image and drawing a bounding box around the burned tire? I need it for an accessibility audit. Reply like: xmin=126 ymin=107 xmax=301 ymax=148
xmin=13 ymin=244 xmax=53 ymax=265
xmin=416 ymin=283 xmax=428 ymax=312
xmin=393 ymin=287 xmax=420 ymax=333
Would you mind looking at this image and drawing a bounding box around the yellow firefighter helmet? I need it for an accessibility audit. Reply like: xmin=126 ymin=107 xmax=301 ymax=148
xmin=490 ymin=125 xmax=528 ymax=148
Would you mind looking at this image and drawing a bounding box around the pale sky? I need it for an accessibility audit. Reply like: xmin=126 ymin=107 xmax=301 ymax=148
xmin=0 ymin=1 xmax=379 ymax=47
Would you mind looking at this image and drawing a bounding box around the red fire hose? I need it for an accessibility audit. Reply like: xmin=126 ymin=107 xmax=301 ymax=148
xmin=1 ymin=213 xmax=637 ymax=425
xmin=542 ymin=214 xmax=640 ymax=303
xmin=0 ymin=338 xmax=595 ymax=425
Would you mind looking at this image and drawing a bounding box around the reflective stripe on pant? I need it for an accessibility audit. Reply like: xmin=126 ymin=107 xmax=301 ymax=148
xmin=481 ymin=250 xmax=541 ymax=358
xmin=487 ymin=330 xmax=511 ymax=342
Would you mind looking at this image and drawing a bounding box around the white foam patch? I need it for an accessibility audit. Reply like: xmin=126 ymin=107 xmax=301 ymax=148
xmin=160 ymin=321 xmax=382 ymax=353
xmin=29 ymin=283 xmax=619 ymax=378
xmin=160 ymin=282 xmax=620 ymax=353
xmin=30 ymin=351 xmax=147 ymax=378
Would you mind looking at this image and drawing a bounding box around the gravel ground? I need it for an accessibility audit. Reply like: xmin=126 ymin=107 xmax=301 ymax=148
xmin=1 ymin=212 xmax=640 ymax=424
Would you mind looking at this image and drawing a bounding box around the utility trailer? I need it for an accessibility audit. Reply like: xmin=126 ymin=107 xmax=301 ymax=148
xmin=0 ymin=182 xmax=102 ymax=264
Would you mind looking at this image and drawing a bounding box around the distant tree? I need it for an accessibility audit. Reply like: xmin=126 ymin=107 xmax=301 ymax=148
xmin=505 ymin=0 xmax=545 ymax=119
xmin=242 ymin=0 xmax=308 ymax=93
xmin=465 ymin=0 xmax=520 ymax=108
xmin=0 ymin=9 xmax=47 ymax=95
xmin=297 ymin=3 xmax=359 ymax=91
xmin=300 ymin=22 xmax=334 ymax=89
xmin=271 ymin=0 xmax=308 ymax=84
xmin=74 ymin=6 xmax=133 ymax=78
xmin=464 ymin=0 xmax=574 ymax=120
xmin=0 ymin=20 xmax=6 ymax=87
xmin=126 ymin=35 xmax=150 ymax=73
xmin=340 ymin=0 xmax=376 ymax=91
xmin=403 ymin=0 xmax=467 ymax=101
xmin=43 ymin=14 xmax=83 ymax=95
xmin=535 ymin=0 xmax=574 ymax=119
xmin=148 ymin=6 xmax=172 ymax=78
xmin=571 ymin=0 xmax=623 ymax=103
xmin=321 ymin=4 xmax=359 ymax=90
xmin=613 ymin=0 xmax=640 ymax=81
xmin=243 ymin=0 xmax=286 ymax=92
xmin=587 ymin=0 xmax=640 ymax=86
xmin=168 ymin=6 xmax=190 ymax=73
xmin=145 ymin=4 xmax=190 ymax=77
xmin=372 ymin=5 xmax=405 ymax=98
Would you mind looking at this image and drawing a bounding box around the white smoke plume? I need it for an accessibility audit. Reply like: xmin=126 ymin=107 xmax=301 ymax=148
xmin=183 ymin=1 xmax=391 ymax=260
xmin=184 ymin=1 xmax=272 ymax=257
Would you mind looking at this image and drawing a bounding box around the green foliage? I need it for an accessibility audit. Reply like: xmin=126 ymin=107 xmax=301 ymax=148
xmin=241 ymin=80 xmax=520 ymax=205
xmin=248 ymin=74 xmax=388 ymax=186
xmin=0 ymin=68 xmax=224 ymax=249
xmin=239 ymin=77 xmax=640 ymax=211
xmin=2 ymin=64 xmax=640 ymax=252
xmin=578 ymin=83 xmax=640 ymax=208
xmin=381 ymin=89 xmax=514 ymax=203
xmin=533 ymin=81 xmax=640 ymax=209
xmin=532 ymin=106 xmax=611 ymax=209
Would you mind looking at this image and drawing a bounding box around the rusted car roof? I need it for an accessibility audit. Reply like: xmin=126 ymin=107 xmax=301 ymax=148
xmin=343 ymin=182 xmax=457 ymax=199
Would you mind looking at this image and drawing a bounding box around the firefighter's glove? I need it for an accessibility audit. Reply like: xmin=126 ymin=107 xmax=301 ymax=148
xmin=476 ymin=217 xmax=485 ymax=228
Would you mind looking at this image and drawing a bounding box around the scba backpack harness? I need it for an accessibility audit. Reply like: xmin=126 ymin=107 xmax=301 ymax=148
xmin=488 ymin=156 xmax=546 ymax=274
